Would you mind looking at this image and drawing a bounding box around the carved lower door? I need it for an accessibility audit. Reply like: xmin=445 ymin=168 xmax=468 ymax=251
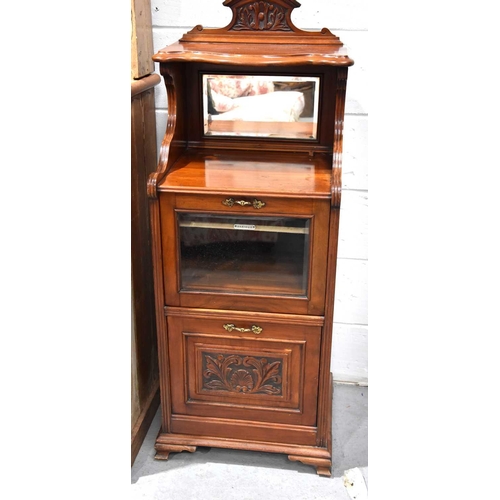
xmin=165 ymin=314 xmax=322 ymax=445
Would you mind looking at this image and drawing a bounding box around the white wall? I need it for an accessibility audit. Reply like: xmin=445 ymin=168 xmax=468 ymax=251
xmin=150 ymin=0 xmax=368 ymax=385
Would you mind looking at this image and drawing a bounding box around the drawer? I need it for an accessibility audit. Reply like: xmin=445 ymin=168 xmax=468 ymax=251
xmin=159 ymin=192 xmax=330 ymax=315
xmin=174 ymin=193 xmax=320 ymax=216
xmin=165 ymin=310 xmax=322 ymax=428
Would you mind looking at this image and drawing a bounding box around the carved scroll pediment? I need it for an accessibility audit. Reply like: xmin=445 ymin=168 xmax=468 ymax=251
xmin=179 ymin=0 xmax=342 ymax=45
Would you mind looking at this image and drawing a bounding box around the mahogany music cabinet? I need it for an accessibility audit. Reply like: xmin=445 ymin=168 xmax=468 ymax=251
xmin=147 ymin=0 xmax=353 ymax=476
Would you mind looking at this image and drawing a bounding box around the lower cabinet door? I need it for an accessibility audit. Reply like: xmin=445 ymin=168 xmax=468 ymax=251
xmin=165 ymin=313 xmax=322 ymax=443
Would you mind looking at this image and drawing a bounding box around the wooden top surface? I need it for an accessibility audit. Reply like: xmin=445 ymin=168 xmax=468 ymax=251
xmin=158 ymin=149 xmax=333 ymax=198
xmin=153 ymin=41 xmax=353 ymax=67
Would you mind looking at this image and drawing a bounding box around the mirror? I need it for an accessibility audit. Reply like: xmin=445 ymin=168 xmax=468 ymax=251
xmin=202 ymin=75 xmax=320 ymax=140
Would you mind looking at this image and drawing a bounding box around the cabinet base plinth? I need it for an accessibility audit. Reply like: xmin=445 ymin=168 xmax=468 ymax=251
xmin=288 ymin=455 xmax=332 ymax=476
xmin=154 ymin=444 xmax=197 ymax=461
xmin=316 ymin=466 xmax=332 ymax=477
xmin=154 ymin=431 xmax=332 ymax=475
xmin=153 ymin=374 xmax=334 ymax=474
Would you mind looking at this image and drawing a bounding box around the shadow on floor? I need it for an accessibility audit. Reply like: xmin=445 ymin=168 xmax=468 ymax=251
xmin=131 ymin=383 xmax=367 ymax=484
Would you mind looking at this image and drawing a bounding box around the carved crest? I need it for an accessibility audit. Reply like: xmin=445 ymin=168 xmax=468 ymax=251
xmin=179 ymin=0 xmax=341 ymax=45
xmin=231 ymin=1 xmax=292 ymax=31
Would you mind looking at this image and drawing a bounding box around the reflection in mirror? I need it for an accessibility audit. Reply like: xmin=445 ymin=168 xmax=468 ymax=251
xmin=203 ymin=75 xmax=320 ymax=140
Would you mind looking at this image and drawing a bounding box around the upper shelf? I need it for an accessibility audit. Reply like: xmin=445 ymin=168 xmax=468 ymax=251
xmin=158 ymin=149 xmax=333 ymax=199
xmin=153 ymin=41 xmax=353 ymax=67
xmin=153 ymin=0 xmax=353 ymax=67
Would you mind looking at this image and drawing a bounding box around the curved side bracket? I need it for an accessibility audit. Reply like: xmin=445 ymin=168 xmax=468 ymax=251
xmin=147 ymin=66 xmax=181 ymax=200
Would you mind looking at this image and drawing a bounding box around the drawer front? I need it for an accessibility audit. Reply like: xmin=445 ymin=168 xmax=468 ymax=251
xmin=166 ymin=313 xmax=322 ymax=427
xmin=174 ymin=193 xmax=319 ymax=215
xmin=159 ymin=193 xmax=330 ymax=315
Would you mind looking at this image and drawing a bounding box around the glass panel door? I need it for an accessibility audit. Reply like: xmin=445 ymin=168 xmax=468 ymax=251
xmin=178 ymin=213 xmax=310 ymax=297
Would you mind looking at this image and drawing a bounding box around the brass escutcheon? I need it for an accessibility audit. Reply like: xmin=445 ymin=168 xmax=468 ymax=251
xmin=221 ymin=198 xmax=266 ymax=209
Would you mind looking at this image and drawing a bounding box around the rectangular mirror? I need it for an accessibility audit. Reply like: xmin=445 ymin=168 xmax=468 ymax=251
xmin=202 ymin=74 xmax=320 ymax=140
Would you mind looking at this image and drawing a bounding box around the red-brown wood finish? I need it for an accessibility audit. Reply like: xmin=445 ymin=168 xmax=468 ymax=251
xmin=159 ymin=190 xmax=330 ymax=315
xmin=131 ymin=73 xmax=161 ymax=465
xmin=147 ymin=0 xmax=352 ymax=476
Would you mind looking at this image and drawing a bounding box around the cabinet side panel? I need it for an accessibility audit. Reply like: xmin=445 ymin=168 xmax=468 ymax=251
xmin=149 ymin=196 xmax=172 ymax=432
xmin=317 ymin=207 xmax=341 ymax=446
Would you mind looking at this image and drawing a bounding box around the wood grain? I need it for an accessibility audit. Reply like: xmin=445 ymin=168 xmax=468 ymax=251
xmin=132 ymin=89 xmax=159 ymax=405
xmin=131 ymin=77 xmax=161 ymax=460
xmin=166 ymin=314 xmax=321 ymax=426
xmin=158 ymin=149 xmax=333 ymax=198
xmin=153 ymin=41 xmax=352 ymax=66
xmin=170 ymin=414 xmax=317 ymax=445
xmin=131 ymin=73 xmax=161 ymax=97
xmin=131 ymin=384 xmax=160 ymax=465
xmin=159 ymin=192 xmax=329 ymax=314
xmin=148 ymin=0 xmax=352 ymax=475
xmin=155 ymin=431 xmax=331 ymax=458
xmin=164 ymin=306 xmax=324 ymax=327
xmin=131 ymin=0 xmax=155 ymax=79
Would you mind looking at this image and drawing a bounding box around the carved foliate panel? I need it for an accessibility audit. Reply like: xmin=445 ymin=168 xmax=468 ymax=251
xmin=188 ymin=341 xmax=298 ymax=412
xmin=202 ymin=352 xmax=283 ymax=395
xmin=232 ymin=2 xmax=291 ymax=32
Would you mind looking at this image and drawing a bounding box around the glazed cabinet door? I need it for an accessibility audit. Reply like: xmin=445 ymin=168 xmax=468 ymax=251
xmin=164 ymin=312 xmax=322 ymax=444
xmin=159 ymin=193 xmax=330 ymax=315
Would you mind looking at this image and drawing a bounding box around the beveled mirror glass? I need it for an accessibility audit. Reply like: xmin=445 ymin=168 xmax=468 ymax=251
xmin=202 ymin=75 xmax=320 ymax=140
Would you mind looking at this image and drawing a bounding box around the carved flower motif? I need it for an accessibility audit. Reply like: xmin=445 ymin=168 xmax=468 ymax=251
xmin=203 ymin=353 xmax=282 ymax=395
xmin=233 ymin=2 xmax=290 ymax=31
xmin=230 ymin=369 xmax=254 ymax=392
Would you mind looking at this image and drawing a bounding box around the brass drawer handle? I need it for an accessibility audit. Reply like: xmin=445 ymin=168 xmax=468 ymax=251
xmin=223 ymin=323 xmax=263 ymax=334
xmin=222 ymin=198 xmax=266 ymax=209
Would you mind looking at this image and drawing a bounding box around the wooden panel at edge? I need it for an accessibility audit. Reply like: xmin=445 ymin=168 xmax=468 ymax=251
xmin=132 ymin=0 xmax=155 ymax=79
xmin=131 ymin=87 xmax=159 ymax=408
